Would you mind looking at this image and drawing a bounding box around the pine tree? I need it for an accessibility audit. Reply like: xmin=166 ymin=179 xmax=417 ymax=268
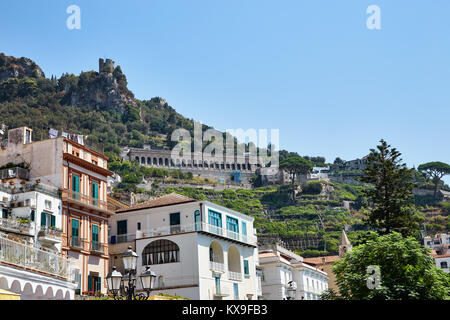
xmin=360 ymin=140 xmax=422 ymax=236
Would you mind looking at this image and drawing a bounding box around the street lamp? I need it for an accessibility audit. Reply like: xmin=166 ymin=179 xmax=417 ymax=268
xmin=106 ymin=266 xmax=122 ymax=299
xmin=106 ymin=246 xmax=156 ymax=300
xmin=286 ymin=281 xmax=297 ymax=300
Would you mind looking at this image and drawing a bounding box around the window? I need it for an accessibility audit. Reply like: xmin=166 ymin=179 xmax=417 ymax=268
xmin=226 ymin=216 xmax=239 ymax=233
xmin=72 ymin=174 xmax=80 ymax=200
xmin=208 ymin=210 xmax=222 ymax=228
xmin=117 ymin=220 xmax=127 ymax=243
xmin=142 ymin=239 xmax=180 ymax=265
xmin=44 ymin=200 xmax=52 ymax=210
xmin=92 ymin=225 xmax=99 ymax=250
xmin=41 ymin=212 xmax=55 ymax=228
xmin=194 ymin=210 xmax=201 ymax=230
xmin=2 ymin=209 xmax=8 ymax=219
xmin=71 ymin=219 xmax=80 ymax=247
xmin=215 ymin=276 xmax=221 ymax=295
xmin=30 ymin=210 xmax=35 ymax=222
xmin=137 ymin=222 xmax=141 ymax=231
xmin=243 ymin=260 xmax=249 ymax=275
xmin=242 ymin=221 xmax=247 ymax=237
xmin=234 ymin=283 xmax=239 ymax=300
xmin=441 ymin=261 xmax=448 ymax=269
xmin=91 ymin=182 xmax=99 ymax=199
xmin=170 ymin=212 xmax=180 ymax=233
xmin=88 ymin=273 xmax=101 ymax=294
xmin=25 ymin=129 xmax=31 ymax=144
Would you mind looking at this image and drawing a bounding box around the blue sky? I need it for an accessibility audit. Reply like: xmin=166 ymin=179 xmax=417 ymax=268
xmin=1 ymin=1 xmax=449 ymax=183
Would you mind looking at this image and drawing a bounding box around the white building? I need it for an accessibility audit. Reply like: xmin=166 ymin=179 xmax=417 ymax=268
xmin=0 ymin=168 xmax=76 ymax=299
xmin=424 ymin=233 xmax=449 ymax=255
xmin=432 ymin=253 xmax=449 ymax=273
xmin=108 ymin=193 xmax=260 ymax=300
xmin=258 ymin=244 xmax=328 ymax=300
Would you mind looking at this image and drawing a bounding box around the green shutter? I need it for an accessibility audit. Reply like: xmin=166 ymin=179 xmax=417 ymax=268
xmin=92 ymin=225 xmax=99 ymax=243
xmin=97 ymin=277 xmax=102 ymax=292
xmin=2 ymin=209 xmax=8 ymax=218
xmin=41 ymin=212 xmax=47 ymax=227
xmin=72 ymin=175 xmax=79 ymax=192
xmin=244 ymin=260 xmax=249 ymax=275
xmin=88 ymin=275 xmax=92 ymax=292
xmin=72 ymin=219 xmax=79 ymax=237
xmin=50 ymin=215 xmax=56 ymax=227
xmin=92 ymin=182 xmax=99 ymax=199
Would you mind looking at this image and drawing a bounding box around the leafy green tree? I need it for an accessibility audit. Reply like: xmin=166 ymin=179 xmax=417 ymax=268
xmin=279 ymin=157 xmax=313 ymax=202
xmin=360 ymin=140 xmax=420 ymax=236
xmin=331 ymin=232 xmax=450 ymax=300
xmin=418 ymin=162 xmax=450 ymax=198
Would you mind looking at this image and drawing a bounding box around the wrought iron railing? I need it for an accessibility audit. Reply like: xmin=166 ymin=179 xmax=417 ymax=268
xmin=0 ymin=167 xmax=30 ymax=180
xmin=38 ymin=226 xmax=63 ymax=240
xmin=90 ymin=242 xmax=105 ymax=254
xmin=71 ymin=237 xmax=87 ymax=250
xmin=0 ymin=236 xmax=75 ymax=280
xmin=62 ymin=189 xmax=115 ymax=212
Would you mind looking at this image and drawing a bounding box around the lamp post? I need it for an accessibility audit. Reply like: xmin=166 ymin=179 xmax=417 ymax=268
xmin=286 ymin=281 xmax=297 ymax=300
xmin=106 ymin=246 xmax=157 ymax=300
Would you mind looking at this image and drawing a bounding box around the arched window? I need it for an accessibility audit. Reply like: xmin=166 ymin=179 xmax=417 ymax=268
xmin=142 ymin=240 xmax=180 ymax=265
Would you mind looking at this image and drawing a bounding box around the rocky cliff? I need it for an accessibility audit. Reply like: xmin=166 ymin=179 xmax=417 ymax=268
xmin=0 ymin=53 xmax=45 ymax=82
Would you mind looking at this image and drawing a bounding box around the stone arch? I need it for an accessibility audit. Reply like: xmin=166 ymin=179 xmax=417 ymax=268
xmin=147 ymin=157 xmax=151 ymax=165
xmin=227 ymin=246 xmax=241 ymax=273
xmin=159 ymin=158 xmax=163 ymax=166
xmin=135 ymin=156 xmax=139 ymax=162
xmin=237 ymin=164 xmax=241 ymax=170
xmin=153 ymin=158 xmax=158 ymax=165
xmin=182 ymin=160 xmax=186 ymax=167
xmin=0 ymin=276 xmax=10 ymax=291
xmin=232 ymin=164 xmax=236 ymax=170
xmin=165 ymin=158 xmax=169 ymax=166
xmin=242 ymin=163 xmax=246 ymax=170
xmin=21 ymin=283 xmax=34 ymax=300
xmin=209 ymin=241 xmax=224 ymax=264
xmin=34 ymin=285 xmax=44 ymax=299
xmin=44 ymin=286 xmax=54 ymax=300
xmin=141 ymin=157 xmax=145 ymax=165
xmin=10 ymin=279 xmax=22 ymax=295
xmin=55 ymin=289 xmax=64 ymax=300
xmin=64 ymin=290 xmax=71 ymax=300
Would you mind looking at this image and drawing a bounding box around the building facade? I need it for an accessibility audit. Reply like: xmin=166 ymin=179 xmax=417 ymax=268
xmin=108 ymin=193 xmax=260 ymax=300
xmin=0 ymin=126 xmax=116 ymax=296
xmin=258 ymin=244 xmax=328 ymax=300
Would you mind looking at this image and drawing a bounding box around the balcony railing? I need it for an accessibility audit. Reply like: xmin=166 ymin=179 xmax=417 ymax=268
xmin=0 ymin=167 xmax=30 ymax=180
xmin=0 ymin=217 xmax=33 ymax=235
xmin=119 ymin=222 xmax=256 ymax=246
xmin=214 ymin=285 xmax=230 ymax=297
xmin=62 ymin=189 xmax=114 ymax=213
xmin=209 ymin=261 xmax=225 ymax=273
xmin=229 ymin=271 xmax=243 ymax=281
xmin=38 ymin=227 xmax=62 ymax=243
xmin=70 ymin=237 xmax=88 ymax=250
xmin=0 ymin=236 xmax=75 ymax=280
xmin=90 ymin=242 xmax=105 ymax=255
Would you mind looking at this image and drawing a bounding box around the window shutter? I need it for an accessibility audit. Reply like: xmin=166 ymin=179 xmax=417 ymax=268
xmin=51 ymin=215 xmax=56 ymax=227
xmin=88 ymin=275 xmax=92 ymax=292
xmin=41 ymin=212 xmax=46 ymax=227
xmin=244 ymin=260 xmax=249 ymax=275
xmin=97 ymin=277 xmax=101 ymax=292
xmin=30 ymin=210 xmax=35 ymax=222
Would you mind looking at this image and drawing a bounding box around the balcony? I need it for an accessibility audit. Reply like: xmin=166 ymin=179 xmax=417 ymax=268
xmin=61 ymin=189 xmax=115 ymax=215
xmin=70 ymin=237 xmax=88 ymax=251
xmin=0 ymin=217 xmax=33 ymax=236
xmin=228 ymin=271 xmax=243 ymax=281
xmin=213 ymin=285 xmax=230 ymax=297
xmin=0 ymin=167 xmax=30 ymax=180
xmin=0 ymin=236 xmax=75 ymax=280
xmin=128 ymin=222 xmax=256 ymax=246
xmin=38 ymin=227 xmax=62 ymax=244
xmin=90 ymin=242 xmax=105 ymax=255
xmin=209 ymin=261 xmax=225 ymax=273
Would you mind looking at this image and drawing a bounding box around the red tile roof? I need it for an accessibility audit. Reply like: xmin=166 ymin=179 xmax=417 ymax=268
xmin=115 ymin=193 xmax=196 ymax=213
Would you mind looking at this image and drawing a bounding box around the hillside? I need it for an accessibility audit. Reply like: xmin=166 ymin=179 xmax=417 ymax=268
xmin=0 ymin=54 xmax=202 ymax=159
